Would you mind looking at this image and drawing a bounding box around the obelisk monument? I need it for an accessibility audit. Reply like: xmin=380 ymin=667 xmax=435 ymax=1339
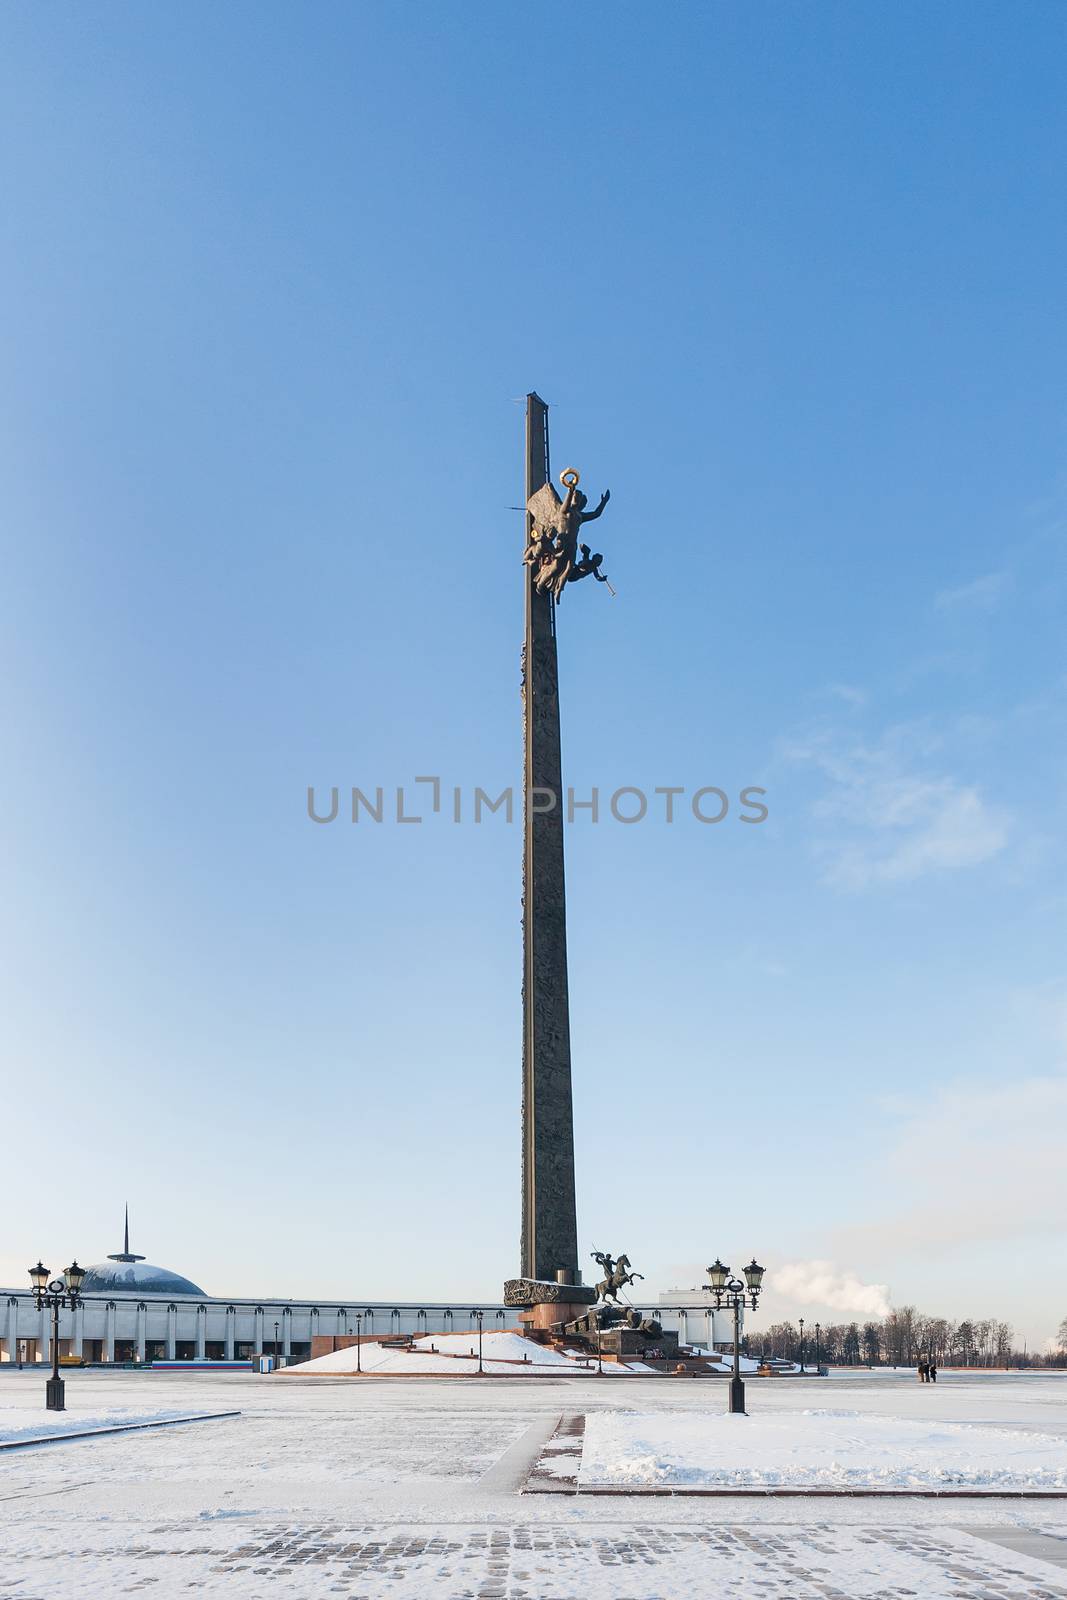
xmin=506 ymin=394 xmax=611 ymax=1322
xmin=521 ymin=393 xmax=579 ymax=1284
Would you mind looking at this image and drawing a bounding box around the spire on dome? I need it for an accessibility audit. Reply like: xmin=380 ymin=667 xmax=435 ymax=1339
xmin=107 ymin=1202 xmax=146 ymax=1264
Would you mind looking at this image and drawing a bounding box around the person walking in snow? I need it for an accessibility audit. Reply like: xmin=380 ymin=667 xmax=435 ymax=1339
xmin=928 ymin=1357 xmax=937 ymax=1383
xmin=917 ymin=1356 xmax=928 ymax=1383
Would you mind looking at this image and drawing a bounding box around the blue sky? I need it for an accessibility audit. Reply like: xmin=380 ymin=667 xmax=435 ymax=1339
xmin=1 ymin=3 xmax=1065 ymax=1346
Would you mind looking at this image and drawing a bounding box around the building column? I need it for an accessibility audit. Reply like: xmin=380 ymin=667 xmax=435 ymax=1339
xmin=225 ymin=1307 xmax=235 ymax=1360
xmin=5 ymin=1298 xmax=18 ymax=1363
xmin=104 ymin=1302 xmax=116 ymax=1363
xmin=282 ymin=1308 xmax=291 ymax=1360
xmin=196 ymin=1305 xmax=206 ymax=1359
xmin=136 ymin=1303 xmax=147 ymax=1363
xmin=39 ymin=1302 xmax=50 ymax=1364
xmin=166 ymin=1305 xmax=177 ymax=1360
xmin=254 ymin=1307 xmax=264 ymax=1356
xmin=72 ymin=1301 xmax=84 ymax=1358
xmin=678 ymin=1310 xmax=688 ymax=1347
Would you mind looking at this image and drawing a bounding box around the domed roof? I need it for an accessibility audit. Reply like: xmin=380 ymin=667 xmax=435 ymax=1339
xmin=80 ymin=1207 xmax=206 ymax=1298
xmin=80 ymin=1260 xmax=206 ymax=1297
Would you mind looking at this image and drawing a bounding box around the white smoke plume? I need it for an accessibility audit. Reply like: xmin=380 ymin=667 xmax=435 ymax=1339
xmin=768 ymin=1260 xmax=891 ymax=1319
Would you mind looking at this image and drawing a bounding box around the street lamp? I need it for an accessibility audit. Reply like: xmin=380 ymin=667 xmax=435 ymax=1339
xmin=798 ymin=1317 xmax=805 ymax=1374
xmin=355 ymin=1311 xmax=363 ymax=1373
xmin=702 ymin=1257 xmax=764 ymax=1415
xmin=706 ymin=1258 xmax=729 ymax=1294
xmin=29 ymin=1260 xmax=85 ymax=1411
xmin=815 ymin=1322 xmax=821 ymax=1373
xmin=274 ymin=1320 xmax=279 ymax=1367
xmin=471 ymin=1309 xmax=484 ymax=1374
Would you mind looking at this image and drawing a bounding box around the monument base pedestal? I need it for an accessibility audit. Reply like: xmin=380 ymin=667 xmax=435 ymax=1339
xmin=504 ymin=1277 xmax=597 ymax=1338
xmin=598 ymin=1326 xmax=681 ymax=1359
xmin=504 ymin=1278 xmax=597 ymax=1307
xmin=517 ymin=1301 xmax=596 ymax=1333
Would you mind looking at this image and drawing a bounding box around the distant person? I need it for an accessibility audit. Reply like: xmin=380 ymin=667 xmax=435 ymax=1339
xmin=928 ymin=1357 xmax=937 ymax=1383
xmin=917 ymin=1357 xmax=928 ymax=1383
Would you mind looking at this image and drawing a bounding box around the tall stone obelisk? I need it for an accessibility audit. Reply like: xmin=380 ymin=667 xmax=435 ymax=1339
xmin=520 ymin=392 xmax=579 ymax=1285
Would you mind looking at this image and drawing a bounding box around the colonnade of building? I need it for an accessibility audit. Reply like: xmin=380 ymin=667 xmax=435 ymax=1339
xmin=0 ymin=1292 xmax=735 ymax=1364
xmin=0 ymin=1295 xmax=521 ymax=1365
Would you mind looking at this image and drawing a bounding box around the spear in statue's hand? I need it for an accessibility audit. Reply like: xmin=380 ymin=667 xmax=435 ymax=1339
xmin=577 ymin=543 xmax=616 ymax=597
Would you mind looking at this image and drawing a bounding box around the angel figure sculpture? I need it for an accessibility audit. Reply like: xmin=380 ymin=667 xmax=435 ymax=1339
xmin=524 ymin=468 xmax=612 ymax=603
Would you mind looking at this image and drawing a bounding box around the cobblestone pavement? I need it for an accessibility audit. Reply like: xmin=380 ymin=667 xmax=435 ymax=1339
xmin=6 ymin=1371 xmax=1067 ymax=1597
xmin=5 ymin=1519 xmax=1067 ymax=1598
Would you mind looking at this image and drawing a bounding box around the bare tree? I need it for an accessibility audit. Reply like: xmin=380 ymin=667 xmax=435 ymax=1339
xmin=760 ymin=1322 xmax=798 ymax=1361
xmin=760 ymin=1308 xmax=1056 ymax=1369
xmin=994 ymin=1322 xmax=1014 ymax=1367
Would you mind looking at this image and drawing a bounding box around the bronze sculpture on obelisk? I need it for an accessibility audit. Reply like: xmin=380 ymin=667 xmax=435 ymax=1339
xmin=505 ymin=393 xmax=611 ymax=1329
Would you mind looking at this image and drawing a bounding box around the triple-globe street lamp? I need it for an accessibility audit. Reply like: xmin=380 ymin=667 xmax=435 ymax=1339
xmin=29 ymin=1260 xmax=86 ymax=1411
xmin=702 ymin=1258 xmax=765 ymax=1415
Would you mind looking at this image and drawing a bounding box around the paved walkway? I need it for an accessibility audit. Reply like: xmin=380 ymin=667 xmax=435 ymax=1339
xmin=6 ymin=1370 xmax=1067 ymax=1597
xmin=4 ymin=1518 xmax=1067 ymax=1598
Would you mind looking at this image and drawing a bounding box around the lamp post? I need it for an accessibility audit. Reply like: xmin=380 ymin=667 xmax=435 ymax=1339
xmin=471 ymin=1309 xmax=484 ymax=1374
xmin=29 ymin=1260 xmax=85 ymax=1411
xmin=355 ymin=1312 xmax=363 ymax=1373
xmin=815 ymin=1322 xmax=821 ymax=1373
xmin=274 ymin=1321 xmax=279 ymax=1368
xmin=798 ymin=1317 xmax=805 ymax=1374
xmin=702 ymin=1258 xmax=765 ymax=1415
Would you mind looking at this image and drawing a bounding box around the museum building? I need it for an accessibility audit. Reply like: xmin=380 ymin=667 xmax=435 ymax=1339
xmin=1 ymin=1219 xmax=735 ymax=1365
xmin=1 ymin=1218 xmax=520 ymax=1366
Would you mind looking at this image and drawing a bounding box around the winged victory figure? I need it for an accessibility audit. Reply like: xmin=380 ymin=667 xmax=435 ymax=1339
xmin=524 ymin=469 xmax=613 ymax=602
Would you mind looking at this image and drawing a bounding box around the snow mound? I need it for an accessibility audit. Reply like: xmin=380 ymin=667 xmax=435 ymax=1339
xmin=686 ymin=1347 xmax=761 ymax=1374
xmin=286 ymin=1330 xmax=647 ymax=1376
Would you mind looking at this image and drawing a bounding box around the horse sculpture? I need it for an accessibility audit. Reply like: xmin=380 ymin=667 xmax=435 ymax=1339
xmin=590 ymin=1250 xmax=645 ymax=1305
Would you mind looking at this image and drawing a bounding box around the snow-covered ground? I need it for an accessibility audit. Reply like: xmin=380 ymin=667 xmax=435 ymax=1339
xmin=3 ymin=1367 xmax=1067 ymax=1596
xmin=288 ymin=1328 xmax=653 ymax=1375
xmin=0 ymin=1405 xmax=224 ymax=1445
xmin=581 ymin=1407 xmax=1067 ymax=1490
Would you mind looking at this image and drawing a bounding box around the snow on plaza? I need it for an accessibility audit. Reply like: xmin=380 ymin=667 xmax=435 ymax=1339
xmin=6 ymin=1365 xmax=1067 ymax=1597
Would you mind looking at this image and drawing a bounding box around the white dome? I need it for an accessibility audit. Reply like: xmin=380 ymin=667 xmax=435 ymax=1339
xmin=80 ymin=1259 xmax=206 ymax=1297
xmin=80 ymin=1209 xmax=206 ymax=1297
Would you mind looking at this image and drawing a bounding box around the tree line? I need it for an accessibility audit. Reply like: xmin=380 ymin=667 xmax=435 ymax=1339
xmin=745 ymin=1308 xmax=1067 ymax=1368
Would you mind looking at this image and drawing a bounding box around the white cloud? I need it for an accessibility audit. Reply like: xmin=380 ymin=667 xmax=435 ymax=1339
xmin=821 ymin=780 xmax=1008 ymax=889
xmin=785 ymin=722 xmax=1009 ymax=890
xmin=935 ymin=571 xmax=1009 ymax=614
xmin=824 ymin=683 xmax=868 ymax=709
xmin=818 ymin=983 xmax=1067 ymax=1343
xmin=769 ymin=1261 xmax=891 ymax=1319
xmin=834 ymin=1069 xmax=1067 ymax=1260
